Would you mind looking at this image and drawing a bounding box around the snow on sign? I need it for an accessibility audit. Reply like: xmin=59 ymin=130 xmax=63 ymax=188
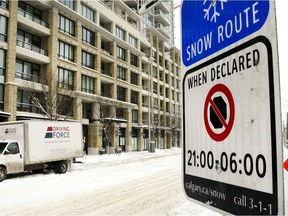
xmin=181 ymin=0 xmax=284 ymax=215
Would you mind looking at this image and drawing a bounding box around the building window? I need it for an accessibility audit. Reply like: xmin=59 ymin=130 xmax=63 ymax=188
xmin=59 ymin=0 xmax=75 ymax=10
xmin=0 ymin=84 xmax=4 ymax=111
xmin=17 ymin=30 xmax=46 ymax=55
xmin=131 ymin=90 xmax=138 ymax=104
xmin=153 ymin=82 xmax=158 ymax=94
xmin=16 ymin=59 xmax=40 ymax=83
xmin=58 ymin=14 xmax=75 ymax=36
xmin=82 ymin=27 xmax=95 ymax=46
xmin=58 ymin=67 xmax=74 ymax=90
xmin=129 ymin=35 xmax=137 ymax=48
xmin=58 ymin=40 xmax=75 ymax=62
xmin=153 ymin=66 xmax=157 ymax=79
xmin=117 ymin=86 xmax=126 ymax=102
xmin=0 ymin=49 xmax=5 ymax=76
xmin=132 ymin=110 xmax=138 ymax=123
xmin=116 ymin=26 xmax=125 ymax=40
xmin=0 ymin=15 xmax=7 ymax=42
xmin=165 ymin=88 xmax=169 ymax=98
xmin=82 ymin=50 xmax=95 ymax=69
xmin=0 ymin=0 xmax=9 ymax=9
xmin=117 ymin=66 xmax=126 ymax=81
xmin=165 ymin=74 xmax=169 ymax=84
xmin=171 ymin=104 xmax=175 ymax=114
xmin=130 ymin=53 xmax=138 ymax=67
xmin=116 ymin=46 xmax=125 ymax=61
xmin=57 ymin=94 xmax=73 ymax=116
xmin=153 ymin=98 xmax=158 ymax=109
xmin=81 ymin=3 xmax=95 ymax=22
xmin=130 ymin=72 xmax=139 ymax=85
xmin=17 ymin=90 xmax=40 ymax=113
xmin=18 ymin=1 xmax=46 ymax=27
xmin=81 ymin=74 xmax=94 ymax=94
xmin=152 ymin=50 xmax=157 ymax=62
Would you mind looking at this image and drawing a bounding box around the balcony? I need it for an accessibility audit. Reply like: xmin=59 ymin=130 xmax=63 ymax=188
xmin=15 ymin=71 xmax=46 ymax=84
xmin=18 ymin=9 xmax=50 ymax=37
xmin=154 ymin=9 xmax=169 ymax=26
xmin=102 ymin=70 xmax=112 ymax=77
xmin=0 ymin=0 xmax=8 ymax=10
xmin=17 ymin=102 xmax=41 ymax=114
xmin=16 ymin=40 xmax=50 ymax=64
xmin=101 ymin=91 xmax=112 ymax=98
xmin=0 ymin=33 xmax=6 ymax=42
xmin=81 ymin=88 xmax=95 ymax=95
xmin=17 ymin=40 xmax=47 ymax=56
xmin=155 ymin=0 xmax=169 ymax=14
xmin=18 ymin=8 xmax=49 ymax=28
xmin=155 ymin=23 xmax=169 ymax=38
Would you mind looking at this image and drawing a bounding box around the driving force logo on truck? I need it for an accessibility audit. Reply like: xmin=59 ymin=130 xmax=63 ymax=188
xmin=45 ymin=126 xmax=70 ymax=139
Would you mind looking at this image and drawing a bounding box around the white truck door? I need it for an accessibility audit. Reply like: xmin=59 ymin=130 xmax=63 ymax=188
xmin=4 ymin=142 xmax=24 ymax=173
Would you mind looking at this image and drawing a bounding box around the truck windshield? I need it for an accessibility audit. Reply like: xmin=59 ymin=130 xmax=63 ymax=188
xmin=0 ymin=142 xmax=8 ymax=154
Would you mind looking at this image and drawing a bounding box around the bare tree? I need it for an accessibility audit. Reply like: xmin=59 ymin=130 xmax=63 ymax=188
xmin=24 ymin=79 xmax=78 ymax=121
xmin=98 ymin=105 xmax=116 ymax=154
xmin=170 ymin=116 xmax=181 ymax=147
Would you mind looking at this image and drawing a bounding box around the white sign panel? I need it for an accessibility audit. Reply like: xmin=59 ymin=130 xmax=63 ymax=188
xmin=182 ymin=0 xmax=283 ymax=215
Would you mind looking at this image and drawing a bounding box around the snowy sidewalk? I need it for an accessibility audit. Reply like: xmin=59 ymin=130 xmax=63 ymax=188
xmin=74 ymin=147 xmax=182 ymax=165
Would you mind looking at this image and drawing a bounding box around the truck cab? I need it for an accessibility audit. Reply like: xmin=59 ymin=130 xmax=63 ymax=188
xmin=0 ymin=140 xmax=24 ymax=181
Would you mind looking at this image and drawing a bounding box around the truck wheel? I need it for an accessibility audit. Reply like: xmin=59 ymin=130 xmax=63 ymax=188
xmin=0 ymin=167 xmax=7 ymax=182
xmin=54 ymin=161 xmax=68 ymax=174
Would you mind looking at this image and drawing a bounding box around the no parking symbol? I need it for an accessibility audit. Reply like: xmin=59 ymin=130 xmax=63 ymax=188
xmin=204 ymin=84 xmax=235 ymax=142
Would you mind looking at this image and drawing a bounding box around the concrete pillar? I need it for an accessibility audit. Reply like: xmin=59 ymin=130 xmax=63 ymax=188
xmin=88 ymin=102 xmax=102 ymax=154
xmin=96 ymin=32 xmax=101 ymax=95
xmin=88 ymin=122 xmax=102 ymax=155
xmin=124 ymin=108 xmax=132 ymax=152
xmin=73 ymin=98 xmax=82 ymax=121
xmin=138 ymin=128 xmax=144 ymax=151
xmin=108 ymin=123 xmax=119 ymax=154
xmin=4 ymin=0 xmax=18 ymax=121
xmin=75 ymin=20 xmax=82 ymax=92
xmin=46 ymin=7 xmax=59 ymax=119
xmin=105 ymin=106 xmax=116 ymax=153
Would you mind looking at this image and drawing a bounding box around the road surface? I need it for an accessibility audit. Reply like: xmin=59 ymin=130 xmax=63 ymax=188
xmin=0 ymin=150 xmax=218 ymax=216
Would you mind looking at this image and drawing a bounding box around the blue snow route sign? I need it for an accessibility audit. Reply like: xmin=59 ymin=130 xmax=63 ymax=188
xmin=181 ymin=0 xmax=269 ymax=67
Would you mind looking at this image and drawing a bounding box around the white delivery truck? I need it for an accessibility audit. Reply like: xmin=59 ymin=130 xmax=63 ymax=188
xmin=0 ymin=121 xmax=83 ymax=182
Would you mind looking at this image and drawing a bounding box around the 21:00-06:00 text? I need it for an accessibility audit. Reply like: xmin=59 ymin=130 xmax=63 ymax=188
xmin=187 ymin=150 xmax=266 ymax=178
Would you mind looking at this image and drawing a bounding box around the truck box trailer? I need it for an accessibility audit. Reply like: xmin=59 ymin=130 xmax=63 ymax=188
xmin=0 ymin=121 xmax=83 ymax=182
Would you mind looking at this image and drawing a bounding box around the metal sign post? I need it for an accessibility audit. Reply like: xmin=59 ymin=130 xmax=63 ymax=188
xmin=181 ymin=0 xmax=283 ymax=215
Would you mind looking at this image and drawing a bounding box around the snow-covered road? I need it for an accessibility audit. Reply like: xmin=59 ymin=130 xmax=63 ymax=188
xmin=1 ymin=147 xmax=287 ymax=215
xmin=0 ymin=149 xmax=218 ymax=216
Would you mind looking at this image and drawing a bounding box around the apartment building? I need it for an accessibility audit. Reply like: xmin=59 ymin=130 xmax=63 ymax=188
xmin=0 ymin=0 xmax=181 ymax=154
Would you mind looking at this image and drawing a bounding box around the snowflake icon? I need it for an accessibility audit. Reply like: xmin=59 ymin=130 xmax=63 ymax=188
xmin=203 ymin=0 xmax=228 ymax=23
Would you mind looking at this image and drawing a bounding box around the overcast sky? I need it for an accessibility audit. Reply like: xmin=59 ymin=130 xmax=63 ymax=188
xmin=175 ymin=0 xmax=288 ymax=123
